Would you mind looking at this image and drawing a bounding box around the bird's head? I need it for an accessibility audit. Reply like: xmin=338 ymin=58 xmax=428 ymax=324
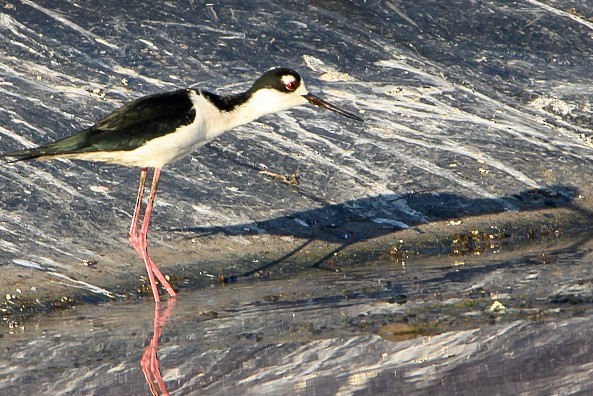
xmin=247 ymin=67 xmax=363 ymax=121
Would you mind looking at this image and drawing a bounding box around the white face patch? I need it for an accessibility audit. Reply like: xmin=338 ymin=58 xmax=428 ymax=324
xmin=281 ymin=75 xmax=297 ymax=86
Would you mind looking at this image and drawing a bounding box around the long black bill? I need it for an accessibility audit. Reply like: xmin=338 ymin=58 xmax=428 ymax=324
xmin=303 ymin=93 xmax=364 ymax=122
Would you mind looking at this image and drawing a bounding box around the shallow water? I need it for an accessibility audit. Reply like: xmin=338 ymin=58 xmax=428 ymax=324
xmin=3 ymin=234 xmax=593 ymax=395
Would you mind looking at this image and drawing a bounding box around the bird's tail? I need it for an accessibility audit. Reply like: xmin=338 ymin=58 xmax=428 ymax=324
xmin=1 ymin=129 xmax=94 ymax=163
xmin=0 ymin=148 xmax=44 ymax=163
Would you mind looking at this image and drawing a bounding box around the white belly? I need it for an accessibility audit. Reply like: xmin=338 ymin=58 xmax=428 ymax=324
xmin=113 ymin=120 xmax=208 ymax=168
xmin=58 ymin=120 xmax=208 ymax=168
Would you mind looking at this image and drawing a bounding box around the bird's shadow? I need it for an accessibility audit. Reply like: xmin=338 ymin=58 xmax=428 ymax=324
xmin=169 ymin=177 xmax=586 ymax=280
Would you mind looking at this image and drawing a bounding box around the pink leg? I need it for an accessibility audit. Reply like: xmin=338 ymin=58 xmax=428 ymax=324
xmin=129 ymin=169 xmax=161 ymax=301
xmin=139 ymin=169 xmax=177 ymax=298
xmin=129 ymin=168 xmax=148 ymax=239
xmin=129 ymin=168 xmax=177 ymax=301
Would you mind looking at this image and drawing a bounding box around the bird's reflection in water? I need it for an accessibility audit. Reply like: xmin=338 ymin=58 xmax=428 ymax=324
xmin=141 ymin=298 xmax=177 ymax=396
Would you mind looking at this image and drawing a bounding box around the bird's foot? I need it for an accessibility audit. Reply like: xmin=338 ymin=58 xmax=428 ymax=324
xmin=129 ymin=233 xmax=177 ymax=300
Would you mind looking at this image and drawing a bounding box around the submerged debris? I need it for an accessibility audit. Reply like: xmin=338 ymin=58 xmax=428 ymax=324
xmin=259 ymin=170 xmax=300 ymax=186
xmin=451 ymin=229 xmax=511 ymax=256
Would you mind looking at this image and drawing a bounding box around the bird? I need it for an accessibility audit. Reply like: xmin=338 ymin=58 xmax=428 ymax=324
xmin=0 ymin=67 xmax=364 ymax=302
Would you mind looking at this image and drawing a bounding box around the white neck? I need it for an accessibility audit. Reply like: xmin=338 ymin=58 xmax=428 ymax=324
xmin=198 ymin=85 xmax=310 ymax=139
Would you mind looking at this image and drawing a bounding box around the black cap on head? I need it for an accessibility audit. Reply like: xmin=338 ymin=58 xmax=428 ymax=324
xmin=249 ymin=67 xmax=302 ymax=93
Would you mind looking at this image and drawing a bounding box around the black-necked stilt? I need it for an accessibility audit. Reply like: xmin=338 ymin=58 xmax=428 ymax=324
xmin=1 ymin=67 xmax=363 ymax=302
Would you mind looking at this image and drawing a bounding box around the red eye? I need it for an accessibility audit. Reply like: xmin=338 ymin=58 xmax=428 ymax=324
xmin=286 ymin=80 xmax=299 ymax=91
